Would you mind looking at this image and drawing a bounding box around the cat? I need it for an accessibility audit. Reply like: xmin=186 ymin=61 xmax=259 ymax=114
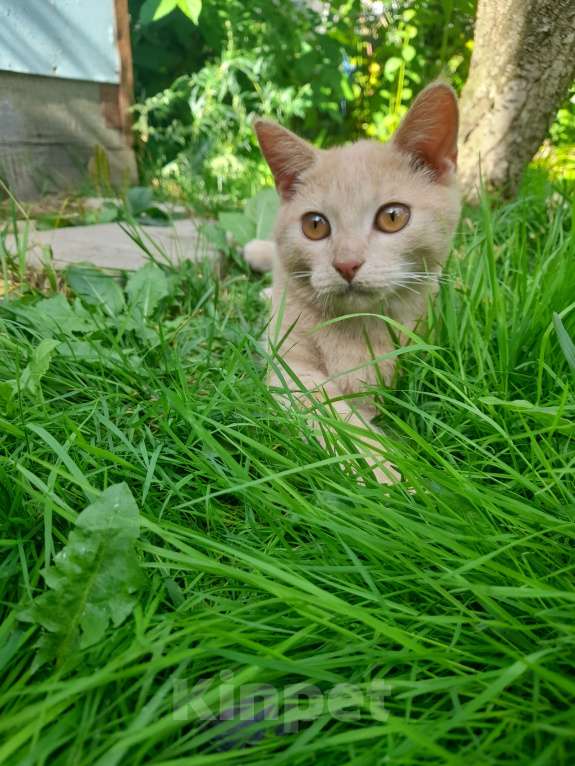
xmin=244 ymin=82 xmax=461 ymax=483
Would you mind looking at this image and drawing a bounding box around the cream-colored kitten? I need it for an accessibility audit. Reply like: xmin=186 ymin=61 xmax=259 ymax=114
xmin=244 ymin=83 xmax=461 ymax=483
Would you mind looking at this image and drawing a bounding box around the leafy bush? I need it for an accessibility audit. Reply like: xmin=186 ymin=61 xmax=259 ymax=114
xmin=130 ymin=0 xmax=477 ymax=210
xmin=133 ymin=49 xmax=311 ymax=210
xmin=130 ymin=0 xmax=574 ymax=210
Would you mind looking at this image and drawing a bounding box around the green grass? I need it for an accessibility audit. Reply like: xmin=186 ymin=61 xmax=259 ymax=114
xmin=1 ymin=173 xmax=575 ymax=765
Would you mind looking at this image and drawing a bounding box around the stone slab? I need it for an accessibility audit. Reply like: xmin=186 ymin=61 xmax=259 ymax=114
xmin=6 ymin=219 xmax=217 ymax=271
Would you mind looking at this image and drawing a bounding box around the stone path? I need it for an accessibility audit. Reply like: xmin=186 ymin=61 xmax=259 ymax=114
xmin=6 ymin=218 xmax=217 ymax=272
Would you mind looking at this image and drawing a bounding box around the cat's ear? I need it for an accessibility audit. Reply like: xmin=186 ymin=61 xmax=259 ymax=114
xmin=393 ymin=82 xmax=459 ymax=182
xmin=254 ymin=120 xmax=316 ymax=199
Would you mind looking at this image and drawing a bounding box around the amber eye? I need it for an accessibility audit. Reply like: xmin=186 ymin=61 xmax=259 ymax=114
xmin=302 ymin=212 xmax=331 ymax=240
xmin=375 ymin=203 xmax=410 ymax=233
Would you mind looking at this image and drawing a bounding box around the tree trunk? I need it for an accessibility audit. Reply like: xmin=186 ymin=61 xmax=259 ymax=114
xmin=458 ymin=0 xmax=575 ymax=201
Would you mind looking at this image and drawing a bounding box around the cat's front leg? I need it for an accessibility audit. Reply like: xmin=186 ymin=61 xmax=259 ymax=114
xmin=269 ymin=364 xmax=400 ymax=485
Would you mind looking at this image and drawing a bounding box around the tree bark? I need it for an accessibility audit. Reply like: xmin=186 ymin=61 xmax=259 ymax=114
xmin=458 ymin=0 xmax=575 ymax=201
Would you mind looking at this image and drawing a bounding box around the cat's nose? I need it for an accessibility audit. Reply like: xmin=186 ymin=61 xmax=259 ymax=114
xmin=334 ymin=260 xmax=363 ymax=283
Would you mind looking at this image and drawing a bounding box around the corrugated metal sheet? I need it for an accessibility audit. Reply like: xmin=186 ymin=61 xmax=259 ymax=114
xmin=0 ymin=0 xmax=120 ymax=83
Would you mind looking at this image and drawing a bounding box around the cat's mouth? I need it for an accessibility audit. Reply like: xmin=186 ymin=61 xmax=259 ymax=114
xmin=293 ymin=275 xmax=379 ymax=299
xmin=344 ymin=283 xmax=378 ymax=294
xmin=315 ymin=283 xmax=385 ymax=312
xmin=328 ymin=282 xmax=381 ymax=297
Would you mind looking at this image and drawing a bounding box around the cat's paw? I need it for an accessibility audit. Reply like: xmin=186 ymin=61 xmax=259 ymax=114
xmin=243 ymin=239 xmax=276 ymax=273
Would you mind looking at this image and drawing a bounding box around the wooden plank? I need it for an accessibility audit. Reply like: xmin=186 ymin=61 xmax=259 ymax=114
xmin=0 ymin=72 xmax=137 ymax=199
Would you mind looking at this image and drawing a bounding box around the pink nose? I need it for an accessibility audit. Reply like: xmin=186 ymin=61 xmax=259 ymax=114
xmin=334 ymin=260 xmax=363 ymax=283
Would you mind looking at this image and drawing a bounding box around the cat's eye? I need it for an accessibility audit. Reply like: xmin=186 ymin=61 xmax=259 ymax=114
xmin=302 ymin=212 xmax=331 ymax=240
xmin=375 ymin=203 xmax=411 ymax=233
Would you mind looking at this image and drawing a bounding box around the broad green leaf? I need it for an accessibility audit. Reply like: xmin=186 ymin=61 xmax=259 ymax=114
xmin=18 ymin=338 xmax=59 ymax=396
xmin=218 ymin=212 xmax=256 ymax=247
xmin=200 ymin=221 xmax=228 ymax=252
xmin=138 ymin=206 xmax=171 ymax=227
xmin=57 ymin=341 xmax=143 ymax=369
xmin=19 ymin=483 xmax=144 ymax=668
xmin=139 ymin=0 xmax=177 ymax=24
xmin=131 ymin=322 xmax=161 ymax=347
xmin=57 ymin=340 xmax=119 ymax=364
xmin=20 ymin=294 xmax=93 ymax=338
xmin=245 ymin=188 xmax=279 ymax=240
xmin=126 ymin=186 xmax=155 ymax=217
xmin=384 ymin=57 xmax=402 ymax=80
xmin=553 ymin=312 xmax=575 ymax=371
xmin=57 ymin=340 xmax=101 ymax=362
xmin=66 ymin=265 xmax=125 ymax=317
xmin=401 ymin=44 xmax=416 ymax=63
xmin=86 ymin=204 xmax=120 ymax=225
xmin=176 ymin=0 xmax=202 ymax=23
xmin=126 ymin=263 xmax=169 ymax=318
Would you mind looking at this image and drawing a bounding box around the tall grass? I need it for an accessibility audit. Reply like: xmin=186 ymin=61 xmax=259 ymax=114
xmin=0 ymin=174 xmax=574 ymax=764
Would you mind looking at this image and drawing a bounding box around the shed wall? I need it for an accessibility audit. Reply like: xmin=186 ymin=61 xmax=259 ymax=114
xmin=0 ymin=0 xmax=121 ymax=83
xmin=0 ymin=0 xmax=136 ymax=198
xmin=0 ymin=71 xmax=137 ymax=198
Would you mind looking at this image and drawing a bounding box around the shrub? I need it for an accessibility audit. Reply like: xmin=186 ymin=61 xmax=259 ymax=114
xmin=130 ymin=0 xmax=477 ymax=210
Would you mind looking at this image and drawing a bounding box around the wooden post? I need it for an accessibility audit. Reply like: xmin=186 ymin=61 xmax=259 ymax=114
xmin=114 ymin=0 xmax=135 ymax=147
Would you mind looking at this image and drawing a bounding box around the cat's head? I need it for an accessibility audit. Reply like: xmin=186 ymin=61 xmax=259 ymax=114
xmin=255 ymin=82 xmax=461 ymax=312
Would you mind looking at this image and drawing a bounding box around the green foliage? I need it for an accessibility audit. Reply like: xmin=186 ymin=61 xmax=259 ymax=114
xmin=245 ymin=188 xmax=280 ymax=240
xmin=35 ymin=186 xmax=173 ymax=230
xmin=553 ymin=312 xmax=575 ymax=371
xmin=21 ymin=295 xmax=93 ymax=337
xmin=539 ymin=86 xmax=575 ymax=182
xmin=1 ymin=177 xmax=575 ymax=761
xmin=133 ymin=44 xmax=312 ymax=209
xmin=549 ymin=86 xmax=575 ymax=146
xmin=140 ymin=0 xmax=202 ymax=25
xmin=125 ymin=186 xmax=154 ymax=216
xmin=20 ymin=483 xmax=143 ymax=669
xmin=66 ymin=265 xmax=126 ymax=317
xmin=130 ymin=1 xmax=477 ymax=210
xmin=211 ymin=187 xmax=279 ymax=248
xmin=126 ymin=262 xmax=170 ymax=317
xmin=130 ymin=0 xmax=575 ymax=210
xmin=15 ymin=339 xmax=59 ymax=397
xmin=0 ymin=337 xmax=59 ymax=404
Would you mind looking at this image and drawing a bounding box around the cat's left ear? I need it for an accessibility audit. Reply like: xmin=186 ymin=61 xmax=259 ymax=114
xmin=393 ymin=82 xmax=459 ymax=182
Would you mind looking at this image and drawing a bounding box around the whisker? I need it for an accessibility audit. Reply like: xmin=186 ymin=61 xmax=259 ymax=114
xmin=392 ymin=283 xmax=420 ymax=296
xmin=394 ymin=273 xmax=453 ymax=286
xmin=406 ymin=271 xmax=454 ymax=282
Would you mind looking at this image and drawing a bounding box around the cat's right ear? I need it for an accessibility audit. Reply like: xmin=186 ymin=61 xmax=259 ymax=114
xmin=254 ymin=120 xmax=316 ymax=200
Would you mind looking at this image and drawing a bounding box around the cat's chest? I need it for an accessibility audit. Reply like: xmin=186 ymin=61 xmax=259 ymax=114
xmin=315 ymin=318 xmax=395 ymax=392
